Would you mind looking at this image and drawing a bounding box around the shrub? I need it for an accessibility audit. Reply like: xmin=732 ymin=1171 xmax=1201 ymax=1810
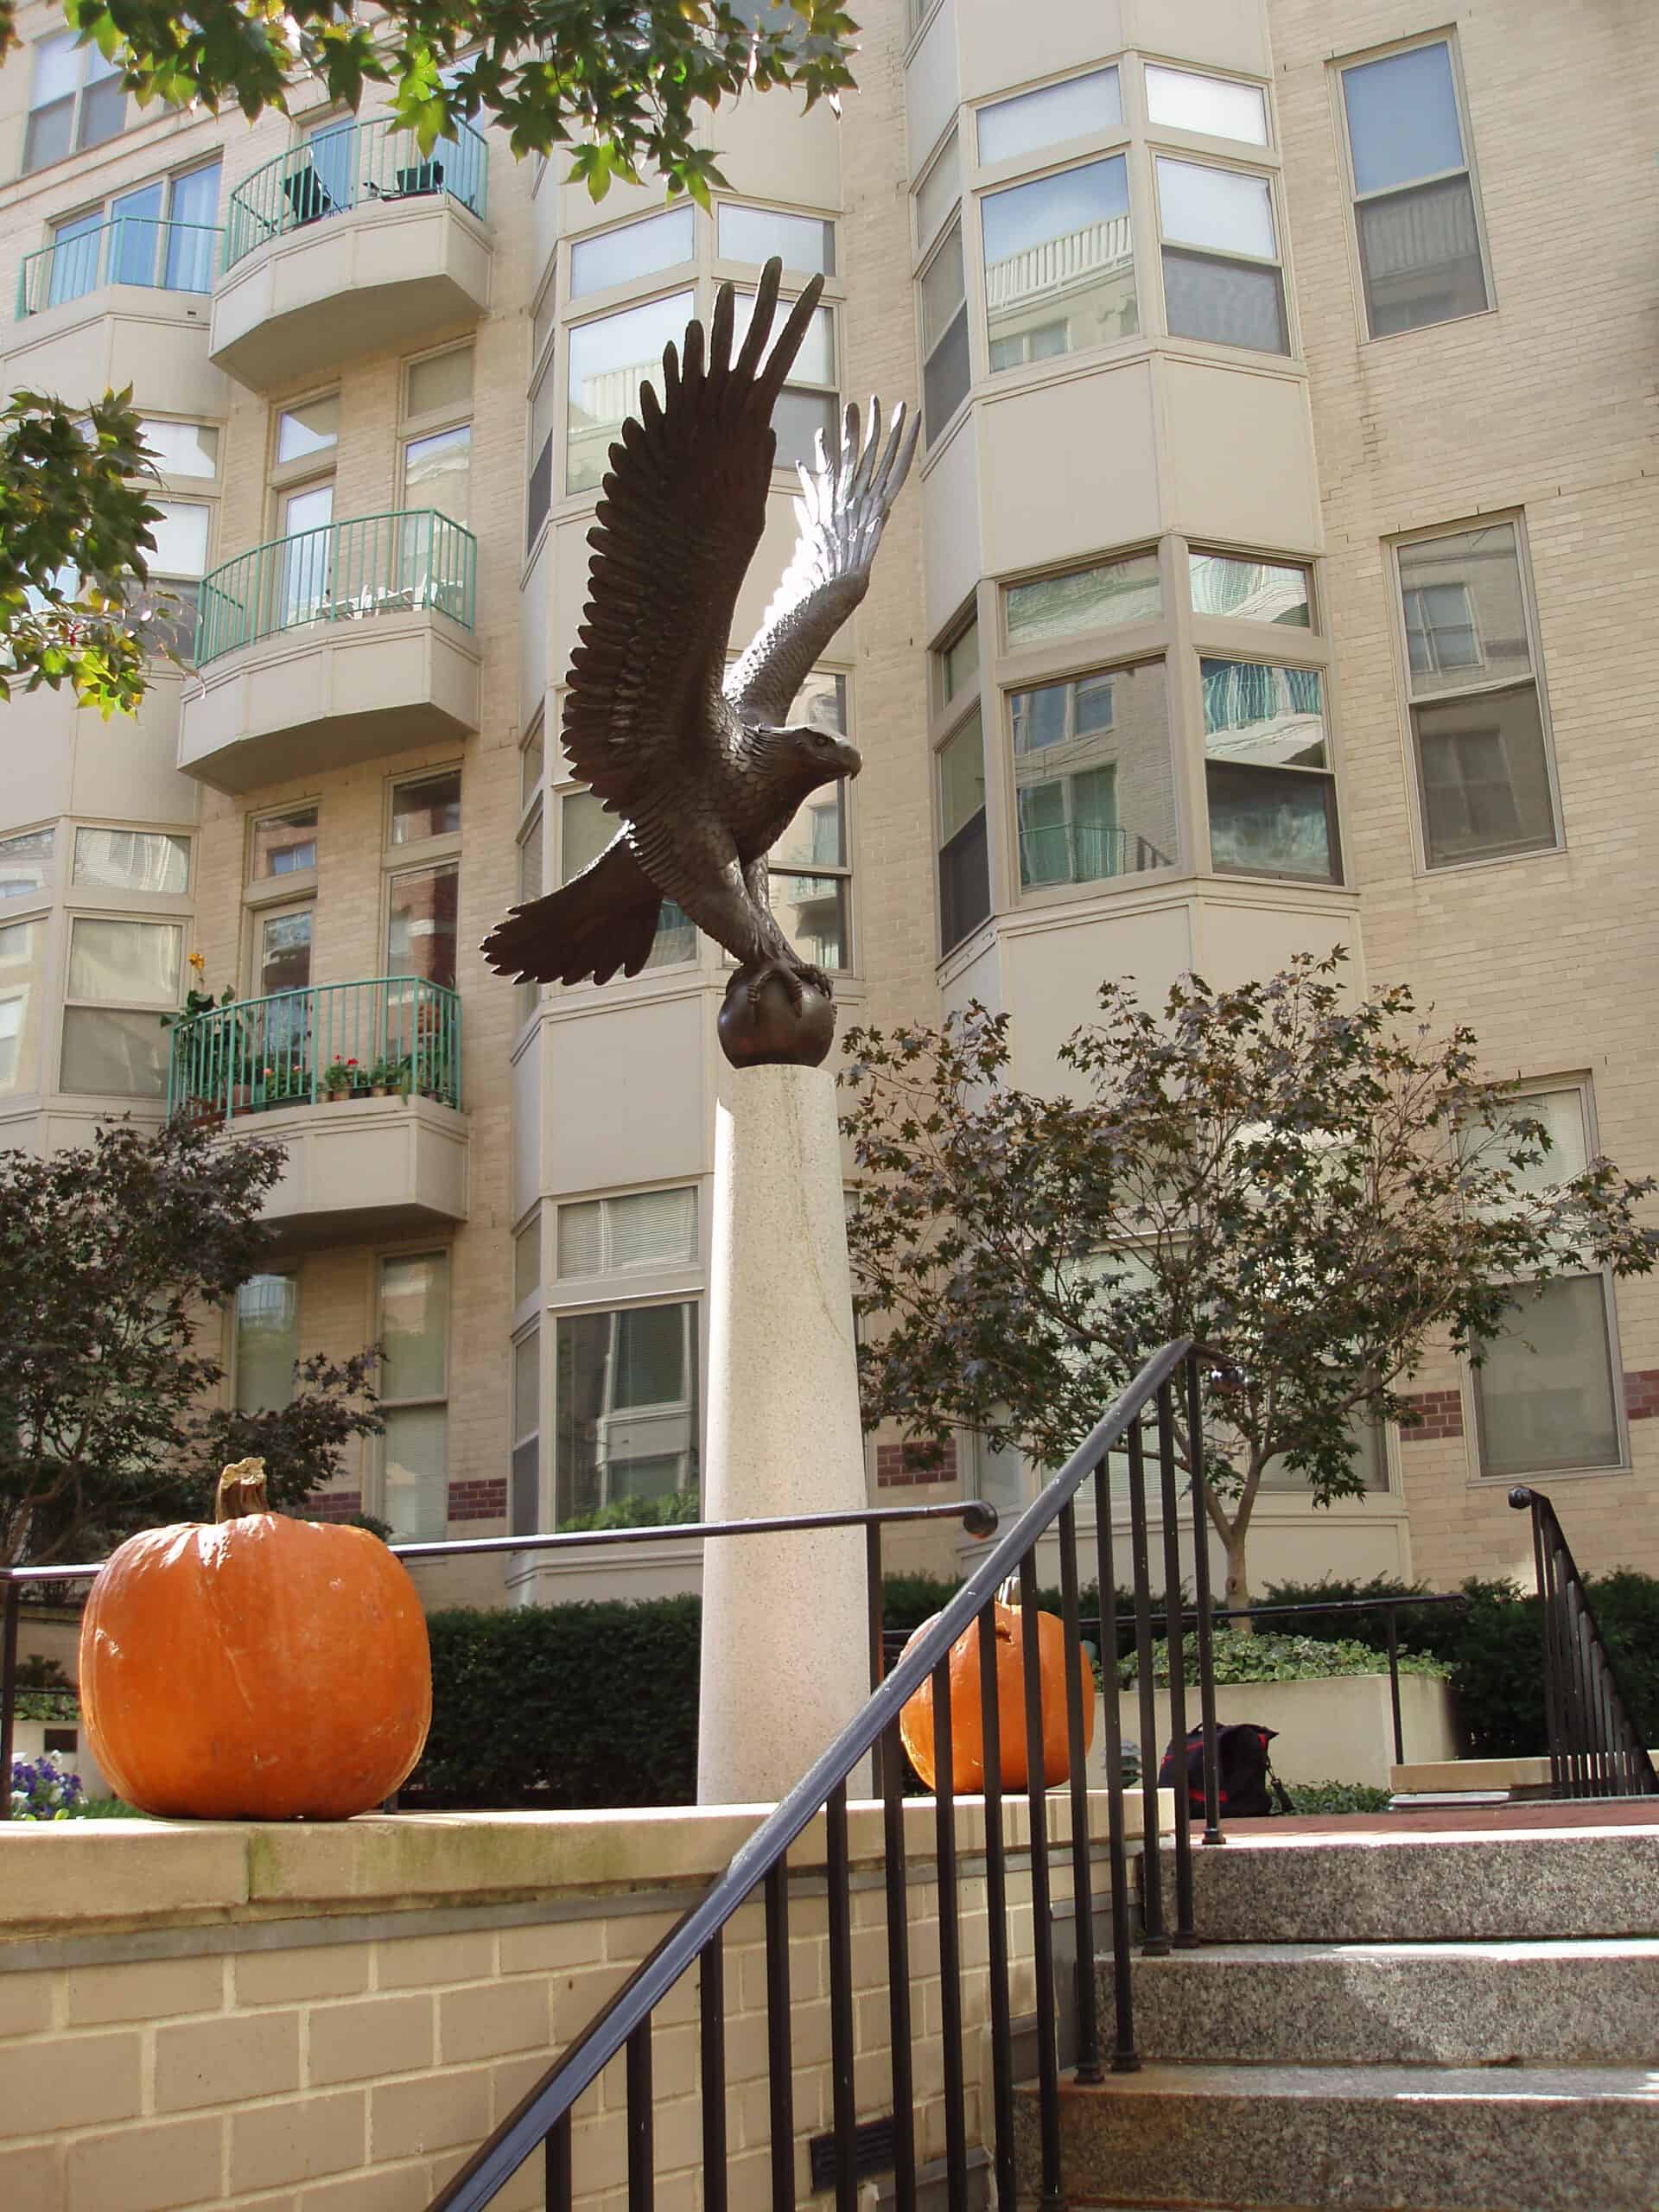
xmin=1120 ymin=1627 xmax=1450 ymax=1689
xmin=1282 ymin=1780 xmax=1395 ymax=1815
xmin=413 ymin=1599 xmax=702 ymax=1808
xmin=1257 ymin=1573 xmax=1470 ymax=1665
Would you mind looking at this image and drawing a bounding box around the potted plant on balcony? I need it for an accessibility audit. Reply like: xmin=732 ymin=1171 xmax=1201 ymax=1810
xmin=368 ymin=1053 xmax=410 ymax=1099
xmin=321 ymin=1057 xmax=361 ymax=1103
xmin=415 ymin=1036 xmax=456 ymax=1103
xmin=162 ymin=954 xmax=239 ymax=1126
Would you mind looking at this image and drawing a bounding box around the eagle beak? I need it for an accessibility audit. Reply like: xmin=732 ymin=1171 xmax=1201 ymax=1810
xmin=836 ymin=740 xmax=863 ymax=779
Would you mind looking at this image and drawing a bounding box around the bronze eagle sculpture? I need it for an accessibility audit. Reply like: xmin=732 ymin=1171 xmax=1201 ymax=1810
xmin=481 ymin=257 xmax=918 ymax=1015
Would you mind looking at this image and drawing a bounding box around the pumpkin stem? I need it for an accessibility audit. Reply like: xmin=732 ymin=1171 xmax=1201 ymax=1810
xmin=215 ymin=1458 xmax=270 ymax=1522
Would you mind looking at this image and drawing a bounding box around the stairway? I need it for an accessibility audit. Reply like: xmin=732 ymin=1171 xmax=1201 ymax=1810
xmin=1019 ymin=1817 xmax=1659 ymax=2210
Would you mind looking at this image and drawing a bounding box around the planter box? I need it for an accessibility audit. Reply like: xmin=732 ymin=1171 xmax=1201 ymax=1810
xmin=11 ymin=1716 xmax=111 ymax=1804
xmin=1112 ymin=1671 xmax=1458 ymax=1790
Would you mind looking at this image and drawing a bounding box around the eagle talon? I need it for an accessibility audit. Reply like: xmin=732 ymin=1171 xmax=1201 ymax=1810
xmin=743 ymin=958 xmax=812 ymax=1013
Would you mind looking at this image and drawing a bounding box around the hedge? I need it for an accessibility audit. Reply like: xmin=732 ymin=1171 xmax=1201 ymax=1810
xmin=1120 ymin=1628 xmax=1450 ymax=1689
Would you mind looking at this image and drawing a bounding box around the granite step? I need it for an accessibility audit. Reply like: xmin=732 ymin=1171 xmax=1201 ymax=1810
xmin=1099 ymin=1936 xmax=1659 ymax=2066
xmin=1020 ymin=2061 xmax=1659 ymax=2211
xmin=1143 ymin=1822 xmax=1659 ymax=1943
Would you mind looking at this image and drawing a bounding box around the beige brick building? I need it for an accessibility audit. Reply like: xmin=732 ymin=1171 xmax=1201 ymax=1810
xmin=1 ymin=0 xmax=1655 ymax=1612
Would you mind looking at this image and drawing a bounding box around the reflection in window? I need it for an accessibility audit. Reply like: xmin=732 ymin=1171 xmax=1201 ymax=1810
xmin=915 ymin=131 xmax=959 ymax=254
xmin=1202 ymin=660 xmax=1338 ymax=880
xmin=717 ymin=203 xmax=835 ymax=276
xmin=407 ymin=346 xmax=474 ymax=420
xmin=511 ymin=1325 xmax=541 ymax=1536
xmin=976 ymin=68 xmax=1121 ymax=168
xmin=391 ymin=770 xmax=461 ymax=842
xmin=380 ymin=1251 xmax=450 ymax=1540
xmin=556 ymin=1302 xmax=700 ymax=1529
xmin=982 ymin=158 xmax=1136 ymax=370
xmin=938 ymin=710 xmax=989 ymax=953
xmin=1396 ymin=521 xmax=1557 ymax=868
xmin=144 ymin=500 xmax=212 ymax=660
xmin=1005 ymin=552 xmax=1160 ymax=648
xmin=1145 ymin=66 xmax=1268 ymax=145
xmin=766 ymin=673 xmax=850 ymax=969
xmin=562 ymin=790 xmax=696 ymax=969
xmin=568 ymin=290 xmax=694 ymax=493
xmin=0 ymin=920 xmax=41 ymax=1095
xmin=1012 ymin=659 xmax=1175 ymax=890
xmin=25 ymin=31 xmax=124 ymax=172
xmin=386 ymin=864 xmax=459 ymax=990
xmin=942 ymin=619 xmax=978 ymax=706
xmin=1258 ymin=1417 xmax=1389 ymax=1492
xmin=1190 ymin=552 xmax=1310 ymax=627
xmin=921 ymin=223 xmax=970 ymax=442
xmin=730 ymin=290 xmax=838 ymax=469
xmin=72 ymin=829 xmax=190 ymax=894
xmin=1342 ymin=41 xmax=1489 ymax=338
xmin=61 ymin=917 xmax=181 ymax=1096
xmin=140 ymin=419 xmax=219 ymax=479
xmin=1157 ymin=158 xmax=1287 ymax=353
xmin=276 ymin=397 xmax=340 ymax=465
xmin=569 ymin=206 xmax=695 ymax=299
xmin=251 ymin=805 xmax=318 ymax=878
xmin=0 ymin=829 xmax=53 ymax=904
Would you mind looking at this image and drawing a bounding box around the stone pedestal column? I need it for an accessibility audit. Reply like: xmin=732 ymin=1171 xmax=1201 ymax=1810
xmin=696 ymin=1061 xmax=873 ymax=1805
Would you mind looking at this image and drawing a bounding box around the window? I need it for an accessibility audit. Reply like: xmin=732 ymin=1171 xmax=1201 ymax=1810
xmin=512 ymin=1326 xmax=542 ymax=1536
xmin=526 ymin=425 xmax=552 ymax=550
xmin=514 ymin=1208 xmax=543 ymax=1303
xmin=557 ymin=1188 xmax=697 ymax=1278
xmin=378 ymin=1253 xmax=450 ymax=1540
xmin=386 ymin=864 xmax=459 ymax=991
xmin=391 ymin=770 xmax=461 ymax=843
xmin=251 ymin=805 xmax=318 ymax=879
xmin=941 ymin=618 xmax=978 ymax=708
xmin=1144 ymin=65 xmax=1268 ymax=146
xmin=1395 ymin=520 xmax=1558 ymax=868
xmin=517 ymin=797 xmax=543 ymax=1021
xmin=570 ymin=207 xmax=695 ymax=300
xmin=235 ymin=1274 xmax=299 ymax=1412
xmin=976 ymin=69 xmax=1121 ymax=168
xmin=1011 ymin=658 xmax=1175 ymax=889
xmin=72 ymin=829 xmax=190 ymax=894
xmin=938 ymin=709 xmax=989 ymax=953
xmin=555 ymin=1302 xmax=699 ymax=1529
xmin=143 ymin=502 xmax=211 ymax=660
xmin=920 ymin=222 xmax=969 ymax=442
xmin=257 ymin=908 xmax=312 ymax=998
xmin=1258 ymin=1418 xmax=1389 ymax=1493
xmin=276 ymin=397 xmax=339 ymax=467
xmin=521 ymin=721 xmax=545 ymax=811
xmin=1190 ymin=551 xmax=1310 ymax=628
xmin=561 ymin=791 xmax=696 ymax=969
xmin=60 ymin=918 xmax=181 ymax=1096
xmin=915 ymin=130 xmax=960 ymax=255
xmin=1340 ymin=39 xmax=1490 ymax=338
xmin=407 ymin=345 xmax=474 ymax=422
xmin=404 ymin=349 xmax=472 ymax=533
xmin=717 ymin=203 xmax=835 ymax=276
xmin=0 ymin=920 xmax=43 ymax=1096
xmin=1156 ymin=158 xmax=1287 ymax=353
xmin=766 ymin=674 xmax=852 ymax=969
xmin=732 ymin=289 xmax=838 ymax=469
xmin=982 ymin=158 xmax=1136 ymax=370
xmin=1467 ymin=1088 xmax=1621 ymax=1478
xmin=1004 ymin=552 xmax=1160 ymax=648
xmin=0 ymin=829 xmax=53 ymax=905
xmin=569 ymin=289 xmax=694 ymax=495
xmin=34 ymin=163 xmax=221 ymax=307
xmin=25 ymin=31 xmax=125 ymax=172
xmin=1202 ymin=660 xmax=1338 ymax=880
xmin=140 ymin=420 xmax=219 ymax=480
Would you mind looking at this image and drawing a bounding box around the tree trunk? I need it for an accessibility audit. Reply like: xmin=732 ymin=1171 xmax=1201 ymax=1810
xmin=1223 ymin=1528 xmax=1252 ymax=1632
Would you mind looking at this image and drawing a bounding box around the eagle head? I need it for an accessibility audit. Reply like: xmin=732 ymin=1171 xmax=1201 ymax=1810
xmin=783 ymin=722 xmax=863 ymax=790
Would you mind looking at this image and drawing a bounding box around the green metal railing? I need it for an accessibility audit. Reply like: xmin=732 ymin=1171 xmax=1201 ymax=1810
xmin=16 ymin=219 xmax=221 ymax=317
xmin=194 ymin=507 xmax=477 ymax=664
xmin=167 ymin=976 xmax=462 ymax=1122
xmin=223 ymin=115 xmax=488 ymax=270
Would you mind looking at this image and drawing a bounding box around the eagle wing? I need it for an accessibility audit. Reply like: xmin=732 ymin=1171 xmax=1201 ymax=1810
xmin=563 ymin=259 xmax=827 ymax=815
xmin=724 ymin=397 xmax=920 ymax=728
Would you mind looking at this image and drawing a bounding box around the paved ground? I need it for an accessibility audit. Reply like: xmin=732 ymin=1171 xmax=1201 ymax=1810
xmin=1213 ymin=1799 xmax=1659 ymax=1839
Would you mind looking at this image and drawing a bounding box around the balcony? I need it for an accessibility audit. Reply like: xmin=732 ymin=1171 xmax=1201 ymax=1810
xmin=177 ymin=507 xmax=481 ymax=792
xmin=210 ymin=118 xmax=491 ymax=391
xmin=5 ymin=217 xmax=227 ymax=415
xmin=168 ymin=976 xmax=467 ymax=1241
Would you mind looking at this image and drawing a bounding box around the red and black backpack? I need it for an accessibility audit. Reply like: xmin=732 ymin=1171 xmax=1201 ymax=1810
xmin=1157 ymin=1722 xmax=1294 ymax=1817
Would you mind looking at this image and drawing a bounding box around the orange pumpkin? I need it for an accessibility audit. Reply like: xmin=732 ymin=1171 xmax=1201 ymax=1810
xmin=898 ymin=1592 xmax=1096 ymax=1793
xmin=79 ymin=1459 xmax=431 ymax=1821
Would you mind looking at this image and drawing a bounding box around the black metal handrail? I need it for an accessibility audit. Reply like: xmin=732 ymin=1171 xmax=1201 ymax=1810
xmin=426 ymin=1340 xmax=1218 ymax=2212
xmin=1510 ymin=1484 xmax=1659 ymax=1798
xmin=0 ymin=1498 xmax=995 ymax=1821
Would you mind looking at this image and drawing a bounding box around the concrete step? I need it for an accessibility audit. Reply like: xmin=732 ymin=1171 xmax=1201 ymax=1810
xmin=1020 ymin=2061 xmax=1659 ymax=2210
xmin=1145 ymin=1822 xmax=1659 ymax=1942
xmin=1099 ymin=1936 xmax=1659 ymax=2066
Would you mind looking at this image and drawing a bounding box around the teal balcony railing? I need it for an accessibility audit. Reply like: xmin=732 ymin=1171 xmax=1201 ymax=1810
xmin=223 ymin=115 xmax=489 ymax=271
xmin=194 ymin=507 xmax=477 ymax=665
xmin=167 ymin=976 xmax=462 ymax=1122
xmin=16 ymin=218 xmax=221 ymax=317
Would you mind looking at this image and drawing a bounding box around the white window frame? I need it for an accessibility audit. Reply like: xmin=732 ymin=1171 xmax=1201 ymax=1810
xmin=1152 ymin=153 xmax=1291 ymax=358
xmin=23 ymin=30 xmax=125 ymax=173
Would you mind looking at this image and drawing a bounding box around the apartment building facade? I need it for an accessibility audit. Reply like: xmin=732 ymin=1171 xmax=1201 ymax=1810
xmin=0 ymin=0 xmax=1654 ymax=1611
